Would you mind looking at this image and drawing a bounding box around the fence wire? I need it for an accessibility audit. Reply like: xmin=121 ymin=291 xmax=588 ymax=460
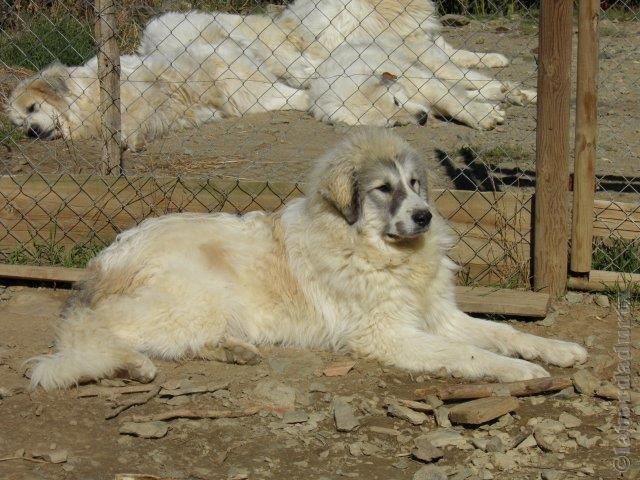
xmin=0 ymin=0 xmax=638 ymax=288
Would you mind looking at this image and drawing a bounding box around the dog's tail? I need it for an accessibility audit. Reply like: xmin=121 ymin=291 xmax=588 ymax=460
xmin=29 ymin=306 xmax=155 ymax=390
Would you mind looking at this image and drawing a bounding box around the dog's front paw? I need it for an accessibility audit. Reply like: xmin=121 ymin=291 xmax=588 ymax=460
xmin=493 ymin=358 xmax=550 ymax=382
xmin=467 ymin=102 xmax=505 ymax=130
xmin=535 ymin=339 xmax=588 ymax=368
xmin=480 ymin=53 xmax=510 ymax=68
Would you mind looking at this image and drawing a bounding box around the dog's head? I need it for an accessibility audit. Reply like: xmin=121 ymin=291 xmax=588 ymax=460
xmin=6 ymin=63 xmax=72 ymax=140
xmin=360 ymin=72 xmax=429 ymax=127
xmin=311 ymin=129 xmax=433 ymax=243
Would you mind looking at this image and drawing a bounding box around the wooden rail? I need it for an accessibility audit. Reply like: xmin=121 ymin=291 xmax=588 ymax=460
xmin=534 ymin=0 xmax=573 ymax=296
xmin=570 ymin=0 xmax=600 ymax=274
xmin=0 ymin=175 xmax=532 ymax=287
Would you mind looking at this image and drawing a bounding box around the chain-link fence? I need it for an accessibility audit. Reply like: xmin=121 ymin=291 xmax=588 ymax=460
xmin=0 ymin=0 xmax=638 ymax=289
xmin=588 ymin=1 xmax=639 ymax=280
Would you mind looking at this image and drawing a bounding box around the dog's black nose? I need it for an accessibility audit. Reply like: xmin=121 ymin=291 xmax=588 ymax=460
xmin=412 ymin=209 xmax=432 ymax=228
xmin=27 ymin=125 xmax=43 ymax=138
xmin=416 ymin=111 xmax=429 ymax=126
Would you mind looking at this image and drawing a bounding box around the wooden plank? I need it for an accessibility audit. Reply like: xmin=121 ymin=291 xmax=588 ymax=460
xmin=592 ymin=199 xmax=640 ymax=240
xmin=534 ymin=0 xmax=573 ymax=295
xmin=0 ymin=264 xmax=85 ymax=282
xmin=570 ymin=0 xmax=599 ymax=273
xmin=455 ymin=286 xmax=550 ymax=317
xmin=567 ymin=270 xmax=640 ymax=292
xmin=414 ymin=376 xmax=572 ymax=401
xmin=95 ymin=0 xmax=122 ymax=174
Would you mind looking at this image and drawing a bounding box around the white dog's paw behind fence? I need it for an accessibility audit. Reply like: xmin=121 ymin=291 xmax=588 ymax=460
xmin=480 ymin=53 xmax=511 ymax=68
xmin=465 ymin=102 xmax=506 ymax=130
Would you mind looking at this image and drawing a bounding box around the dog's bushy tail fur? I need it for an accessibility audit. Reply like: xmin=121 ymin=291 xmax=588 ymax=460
xmin=28 ymin=305 xmax=148 ymax=390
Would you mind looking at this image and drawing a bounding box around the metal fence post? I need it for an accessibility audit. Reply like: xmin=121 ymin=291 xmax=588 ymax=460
xmin=95 ymin=0 xmax=122 ymax=175
xmin=570 ymin=0 xmax=599 ymax=275
xmin=533 ymin=0 xmax=573 ymax=295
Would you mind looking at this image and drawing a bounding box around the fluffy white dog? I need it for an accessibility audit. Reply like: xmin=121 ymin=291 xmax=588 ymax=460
xmin=30 ymin=130 xmax=586 ymax=390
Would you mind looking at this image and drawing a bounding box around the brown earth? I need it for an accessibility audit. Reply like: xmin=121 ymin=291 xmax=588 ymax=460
xmin=0 ymin=285 xmax=638 ymax=480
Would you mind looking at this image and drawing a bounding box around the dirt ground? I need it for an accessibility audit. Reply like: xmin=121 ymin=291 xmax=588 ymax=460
xmin=0 ymin=285 xmax=638 ymax=480
xmin=1 ymin=18 xmax=639 ymax=198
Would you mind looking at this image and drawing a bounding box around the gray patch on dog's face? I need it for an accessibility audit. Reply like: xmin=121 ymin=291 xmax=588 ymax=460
xmin=359 ymin=152 xmax=431 ymax=241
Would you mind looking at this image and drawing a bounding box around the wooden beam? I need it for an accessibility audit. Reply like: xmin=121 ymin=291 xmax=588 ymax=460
xmin=592 ymin=199 xmax=640 ymax=240
xmin=534 ymin=0 xmax=573 ymax=296
xmin=570 ymin=0 xmax=599 ymax=274
xmin=95 ymin=0 xmax=122 ymax=174
xmin=0 ymin=264 xmax=85 ymax=283
xmin=567 ymin=270 xmax=640 ymax=292
xmin=455 ymin=286 xmax=550 ymax=317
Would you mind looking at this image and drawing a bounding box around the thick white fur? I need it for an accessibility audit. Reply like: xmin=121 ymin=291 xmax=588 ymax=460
xmin=7 ymin=41 xmax=308 ymax=149
xmin=30 ymin=130 xmax=586 ymax=390
xmin=139 ymin=0 xmax=535 ymax=129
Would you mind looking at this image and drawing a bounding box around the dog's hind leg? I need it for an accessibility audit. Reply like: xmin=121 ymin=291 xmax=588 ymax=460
xmin=29 ymin=305 xmax=157 ymax=390
xmin=409 ymin=77 xmax=505 ymax=130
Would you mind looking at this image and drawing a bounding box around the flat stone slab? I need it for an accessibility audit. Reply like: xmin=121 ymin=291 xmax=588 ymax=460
xmin=448 ymin=396 xmax=520 ymax=425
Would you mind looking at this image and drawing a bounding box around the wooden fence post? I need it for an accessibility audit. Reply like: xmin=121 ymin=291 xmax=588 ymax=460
xmin=533 ymin=0 xmax=573 ymax=295
xmin=95 ymin=0 xmax=122 ymax=175
xmin=570 ymin=0 xmax=599 ymax=275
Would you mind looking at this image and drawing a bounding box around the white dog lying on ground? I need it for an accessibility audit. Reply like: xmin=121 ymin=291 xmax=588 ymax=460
xmin=7 ymin=40 xmax=308 ymax=150
xmin=141 ymin=0 xmax=535 ymax=130
xmin=30 ymin=130 xmax=586 ymax=390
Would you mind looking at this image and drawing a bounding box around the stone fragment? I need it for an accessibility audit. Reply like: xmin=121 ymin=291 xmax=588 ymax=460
xmin=434 ymin=406 xmax=451 ymax=427
xmin=332 ymin=397 xmax=359 ymax=432
xmin=32 ymin=449 xmax=68 ymax=464
xmin=594 ymin=294 xmax=610 ymax=308
xmin=387 ymin=403 xmax=428 ymax=425
xmin=323 ymin=361 xmax=355 ymax=377
xmin=559 ymin=413 xmax=582 ymax=428
xmin=448 ymin=397 xmax=519 ymax=425
xmin=571 ymin=369 xmax=600 ymax=395
xmin=541 ymin=469 xmax=563 ymax=480
xmin=413 ymin=465 xmax=448 ymax=480
xmin=254 ymin=380 xmax=297 ymax=410
xmin=595 ymin=383 xmax=619 ymax=400
xmin=440 ymin=14 xmax=470 ymax=26
xmin=119 ymin=421 xmax=169 ymax=439
xmin=420 ymin=430 xmax=470 ymax=449
xmin=283 ymin=410 xmax=309 ymax=424
xmin=565 ymin=292 xmax=583 ymax=304
xmin=412 ymin=437 xmax=444 ymax=463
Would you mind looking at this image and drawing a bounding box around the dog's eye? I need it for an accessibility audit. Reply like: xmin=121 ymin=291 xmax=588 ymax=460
xmin=376 ymin=183 xmax=392 ymax=193
xmin=410 ymin=179 xmax=419 ymax=190
xmin=26 ymin=104 xmax=36 ymax=113
xmin=393 ymin=98 xmax=400 ymax=107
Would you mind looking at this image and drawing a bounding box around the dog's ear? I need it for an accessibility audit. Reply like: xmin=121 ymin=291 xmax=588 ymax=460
xmin=318 ymin=156 xmax=360 ymax=225
xmin=32 ymin=63 xmax=70 ymax=98
xmin=380 ymin=71 xmax=398 ymax=86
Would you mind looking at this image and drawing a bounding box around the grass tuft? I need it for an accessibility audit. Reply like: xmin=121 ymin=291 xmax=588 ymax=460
xmin=8 ymin=240 xmax=103 ymax=269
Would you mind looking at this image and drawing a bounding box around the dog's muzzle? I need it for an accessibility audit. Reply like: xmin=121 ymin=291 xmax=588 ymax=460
xmin=416 ymin=111 xmax=429 ymax=126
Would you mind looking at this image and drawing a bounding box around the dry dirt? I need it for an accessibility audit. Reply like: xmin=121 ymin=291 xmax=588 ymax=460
xmin=1 ymin=18 xmax=639 ymax=200
xmin=0 ymin=285 xmax=638 ymax=480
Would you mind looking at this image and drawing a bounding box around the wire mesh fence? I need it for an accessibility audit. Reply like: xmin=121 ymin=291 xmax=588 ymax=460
xmin=0 ymin=0 xmax=638 ymax=288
